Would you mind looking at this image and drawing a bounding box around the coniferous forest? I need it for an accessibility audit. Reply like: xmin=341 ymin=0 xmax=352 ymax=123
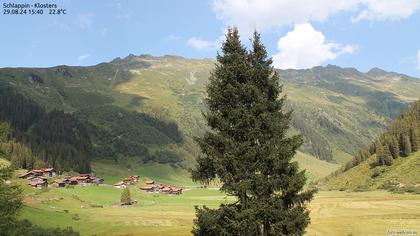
xmin=338 ymin=99 xmax=420 ymax=171
xmin=0 ymin=86 xmax=91 ymax=173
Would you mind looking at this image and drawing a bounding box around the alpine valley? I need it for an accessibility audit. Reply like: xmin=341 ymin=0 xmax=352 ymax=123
xmin=1 ymin=54 xmax=419 ymax=235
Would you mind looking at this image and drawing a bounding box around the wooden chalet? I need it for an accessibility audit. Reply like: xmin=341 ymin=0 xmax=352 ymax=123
xmin=90 ymin=176 xmax=104 ymax=184
xmin=129 ymin=175 xmax=139 ymax=182
xmin=113 ymin=181 xmax=127 ymax=189
xmin=19 ymin=168 xmax=57 ymax=179
xmin=169 ymin=187 xmax=183 ymax=195
xmin=29 ymin=178 xmax=48 ymax=188
xmin=139 ymin=186 xmax=155 ymax=192
xmin=52 ymin=179 xmax=66 ymax=188
xmin=68 ymin=177 xmax=79 ymax=185
xmin=145 ymin=180 xmax=154 ymax=185
xmin=42 ymin=168 xmax=57 ymax=177
xmin=122 ymin=177 xmax=134 ymax=184
xmin=19 ymin=172 xmax=35 ymax=179
xmin=139 ymin=180 xmax=183 ymax=195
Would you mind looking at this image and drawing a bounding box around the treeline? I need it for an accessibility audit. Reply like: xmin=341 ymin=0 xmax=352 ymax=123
xmin=343 ymin=99 xmax=419 ymax=171
xmin=0 ymin=86 xmax=91 ymax=173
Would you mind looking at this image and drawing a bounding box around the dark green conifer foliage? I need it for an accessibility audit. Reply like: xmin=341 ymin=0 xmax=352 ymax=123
xmin=342 ymin=99 xmax=419 ymax=170
xmin=375 ymin=142 xmax=384 ymax=166
xmin=409 ymin=128 xmax=418 ymax=152
xmin=120 ymin=188 xmax=131 ymax=205
xmin=384 ymin=145 xmax=393 ymax=165
xmin=0 ymin=167 xmax=22 ymax=231
xmin=387 ymin=135 xmax=400 ymax=159
xmin=192 ymin=28 xmax=315 ymax=236
xmin=401 ymin=134 xmax=412 ymax=157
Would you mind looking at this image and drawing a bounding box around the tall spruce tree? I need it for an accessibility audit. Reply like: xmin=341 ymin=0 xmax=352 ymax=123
xmin=192 ymin=28 xmax=315 ymax=236
xmin=388 ymin=135 xmax=400 ymax=159
xmin=409 ymin=128 xmax=418 ymax=152
xmin=401 ymin=134 xmax=412 ymax=157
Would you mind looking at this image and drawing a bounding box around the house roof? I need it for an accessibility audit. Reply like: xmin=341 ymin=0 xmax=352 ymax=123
xmin=19 ymin=172 xmax=33 ymax=178
xmin=113 ymin=181 xmax=125 ymax=186
xmin=140 ymin=186 xmax=154 ymax=190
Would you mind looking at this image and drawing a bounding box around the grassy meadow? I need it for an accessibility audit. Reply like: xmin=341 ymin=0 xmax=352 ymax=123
xmin=18 ymin=182 xmax=420 ymax=236
xmin=13 ymin=156 xmax=420 ymax=235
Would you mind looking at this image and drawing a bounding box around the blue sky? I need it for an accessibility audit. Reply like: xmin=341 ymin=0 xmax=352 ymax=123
xmin=1 ymin=0 xmax=420 ymax=77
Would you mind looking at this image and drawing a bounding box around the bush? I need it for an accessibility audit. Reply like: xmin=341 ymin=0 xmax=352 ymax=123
xmin=71 ymin=214 xmax=80 ymax=221
xmin=371 ymin=167 xmax=385 ymax=178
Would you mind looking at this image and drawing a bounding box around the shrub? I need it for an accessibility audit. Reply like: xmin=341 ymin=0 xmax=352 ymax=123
xmin=72 ymin=214 xmax=80 ymax=221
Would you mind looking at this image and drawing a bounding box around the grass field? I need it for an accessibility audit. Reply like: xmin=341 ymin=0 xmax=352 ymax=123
xmin=17 ymin=179 xmax=420 ymax=236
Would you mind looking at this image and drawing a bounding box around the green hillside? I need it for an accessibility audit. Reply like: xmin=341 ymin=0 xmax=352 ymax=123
xmin=320 ymin=151 xmax=420 ymax=192
xmin=320 ymin=100 xmax=420 ymax=192
xmin=1 ymin=55 xmax=419 ymax=178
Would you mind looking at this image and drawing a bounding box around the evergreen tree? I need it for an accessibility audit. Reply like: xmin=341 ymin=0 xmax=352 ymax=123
xmin=192 ymin=28 xmax=315 ymax=236
xmin=0 ymin=166 xmax=79 ymax=236
xmin=409 ymin=128 xmax=418 ymax=152
xmin=120 ymin=188 xmax=131 ymax=205
xmin=0 ymin=167 xmax=22 ymax=232
xmin=375 ymin=142 xmax=385 ymax=166
xmin=388 ymin=135 xmax=399 ymax=159
xmin=382 ymin=145 xmax=393 ymax=166
xmin=401 ymin=134 xmax=412 ymax=157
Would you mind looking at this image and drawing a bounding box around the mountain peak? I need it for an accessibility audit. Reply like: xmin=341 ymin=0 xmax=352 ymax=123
xmin=366 ymin=67 xmax=389 ymax=77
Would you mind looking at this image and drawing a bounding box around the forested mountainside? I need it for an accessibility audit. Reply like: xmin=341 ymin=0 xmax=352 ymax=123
xmin=321 ymin=100 xmax=420 ymax=192
xmin=0 ymin=55 xmax=419 ymax=171
xmin=0 ymin=86 xmax=91 ymax=172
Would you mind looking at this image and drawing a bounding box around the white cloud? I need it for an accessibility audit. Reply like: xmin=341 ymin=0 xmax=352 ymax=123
xmin=187 ymin=37 xmax=217 ymax=50
xmin=352 ymin=0 xmax=420 ymax=22
xmin=78 ymin=53 xmax=91 ymax=61
xmin=272 ymin=23 xmax=354 ymax=69
xmin=212 ymin=0 xmax=420 ymax=34
xmin=417 ymin=50 xmax=420 ymax=70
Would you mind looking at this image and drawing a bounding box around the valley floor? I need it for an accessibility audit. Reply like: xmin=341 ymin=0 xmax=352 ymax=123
xmin=18 ymin=184 xmax=419 ymax=236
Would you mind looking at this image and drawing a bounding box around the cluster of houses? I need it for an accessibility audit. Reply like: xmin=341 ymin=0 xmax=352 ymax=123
xmin=19 ymin=168 xmax=56 ymax=188
xmin=140 ymin=180 xmax=183 ymax=195
xmin=19 ymin=168 xmax=57 ymax=179
xmin=113 ymin=175 xmax=140 ymax=189
xmin=51 ymin=174 xmax=104 ymax=187
xmin=19 ymin=168 xmax=103 ymax=188
xmin=18 ymin=169 xmax=183 ymax=194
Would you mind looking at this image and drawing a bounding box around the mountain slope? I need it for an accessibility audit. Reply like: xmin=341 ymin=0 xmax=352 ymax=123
xmin=320 ymin=99 xmax=419 ymax=192
xmin=320 ymin=151 xmax=420 ymax=192
xmin=1 ymin=55 xmax=419 ymax=177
